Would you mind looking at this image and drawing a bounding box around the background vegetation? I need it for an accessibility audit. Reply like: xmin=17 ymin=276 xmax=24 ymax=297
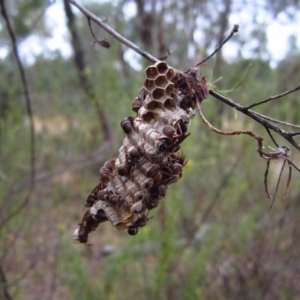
xmin=1 ymin=0 xmax=300 ymax=299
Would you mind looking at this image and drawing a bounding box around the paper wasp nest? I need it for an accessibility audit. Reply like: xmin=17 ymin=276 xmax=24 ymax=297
xmin=74 ymin=61 xmax=208 ymax=243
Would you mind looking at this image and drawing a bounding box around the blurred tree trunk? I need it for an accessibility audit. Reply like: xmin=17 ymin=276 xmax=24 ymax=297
xmin=134 ymin=0 xmax=154 ymax=50
xmin=156 ymin=2 xmax=167 ymax=58
xmin=134 ymin=0 xmax=154 ymax=69
xmin=63 ymin=0 xmax=112 ymax=141
xmin=214 ymin=0 xmax=232 ymax=121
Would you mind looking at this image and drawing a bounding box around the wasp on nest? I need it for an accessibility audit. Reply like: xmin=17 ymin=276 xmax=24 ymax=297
xmin=73 ymin=61 xmax=208 ymax=244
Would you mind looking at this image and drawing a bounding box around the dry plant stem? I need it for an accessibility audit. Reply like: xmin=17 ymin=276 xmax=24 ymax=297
xmin=63 ymin=0 xmax=112 ymax=139
xmin=261 ymin=146 xmax=300 ymax=172
xmin=263 ymin=129 xmax=297 ymax=174
xmin=262 ymin=146 xmax=294 ymax=208
xmin=270 ymin=160 xmax=286 ymax=209
xmin=0 ymin=262 xmax=13 ymax=300
xmin=197 ymin=100 xmax=298 ymax=207
xmin=87 ymin=17 xmax=98 ymax=42
xmin=284 ymin=162 xmax=292 ymax=199
xmin=253 ymin=111 xmax=300 ymax=129
xmin=265 ymin=127 xmax=279 ymax=147
xmin=283 ymin=157 xmax=300 ymax=173
xmin=209 ymin=90 xmax=300 ymax=152
xmin=194 ymin=24 xmax=239 ymax=67
xmin=68 ymin=0 xmax=159 ymax=63
xmin=196 ymin=101 xmax=264 ymax=145
xmin=0 ymin=0 xmax=35 ymax=234
xmin=267 ymin=160 xmax=292 ymax=210
xmin=87 ymin=18 xmax=110 ymax=48
xmin=264 ymin=160 xmax=272 ymax=202
xmin=0 ymin=0 xmax=35 ymax=186
xmin=290 ymin=131 xmax=300 ymax=136
xmin=246 ymin=84 xmax=300 ymax=110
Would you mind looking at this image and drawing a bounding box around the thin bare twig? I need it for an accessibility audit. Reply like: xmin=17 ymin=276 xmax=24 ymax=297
xmin=270 ymin=160 xmax=286 ymax=209
xmin=87 ymin=18 xmax=110 ymax=48
xmin=0 ymin=262 xmax=13 ymax=300
xmin=264 ymin=160 xmax=272 ymax=202
xmin=260 ymin=146 xmax=296 ymax=208
xmin=265 ymin=127 xmax=279 ymax=147
xmin=209 ymin=90 xmax=300 ymax=151
xmin=246 ymin=84 xmax=300 ymax=110
xmin=63 ymin=0 xmax=112 ymax=139
xmin=194 ymin=24 xmax=239 ymax=67
xmin=195 ymin=101 xmax=266 ymax=166
xmin=284 ymin=162 xmax=292 ymax=199
xmin=68 ymin=0 xmax=159 ymax=63
xmin=197 ymin=98 xmax=299 ymax=207
xmin=0 ymin=0 xmax=35 ymax=215
xmin=252 ymin=111 xmax=300 ymax=129
xmin=282 ymin=157 xmax=300 ymax=173
xmin=289 ymin=131 xmax=300 ymax=137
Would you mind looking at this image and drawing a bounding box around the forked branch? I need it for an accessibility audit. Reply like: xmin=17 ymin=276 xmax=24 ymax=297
xmin=194 ymin=24 xmax=239 ymax=67
xmin=209 ymin=90 xmax=300 ymax=152
xmin=68 ymin=0 xmax=300 ymax=209
xmin=196 ymin=100 xmax=297 ymax=207
xmin=68 ymin=0 xmax=300 ymax=153
xmin=246 ymin=85 xmax=300 ymax=110
xmin=68 ymin=0 xmax=159 ymax=63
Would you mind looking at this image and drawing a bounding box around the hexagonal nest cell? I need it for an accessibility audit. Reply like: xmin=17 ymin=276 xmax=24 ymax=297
xmin=146 ymin=100 xmax=164 ymax=111
xmin=152 ymin=87 xmax=166 ymax=100
xmin=141 ymin=111 xmax=158 ymax=122
xmin=154 ymin=75 xmax=169 ymax=88
xmin=145 ymin=66 xmax=159 ymax=79
xmin=144 ymin=78 xmax=156 ymax=91
xmin=156 ymin=61 xmax=169 ymax=74
xmin=166 ymin=68 xmax=175 ymax=80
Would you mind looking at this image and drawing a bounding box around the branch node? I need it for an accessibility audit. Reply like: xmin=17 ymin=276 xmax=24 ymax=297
xmin=194 ymin=24 xmax=239 ymax=67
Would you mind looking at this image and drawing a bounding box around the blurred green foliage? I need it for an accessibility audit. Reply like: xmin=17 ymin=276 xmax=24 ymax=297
xmin=1 ymin=0 xmax=300 ymax=299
